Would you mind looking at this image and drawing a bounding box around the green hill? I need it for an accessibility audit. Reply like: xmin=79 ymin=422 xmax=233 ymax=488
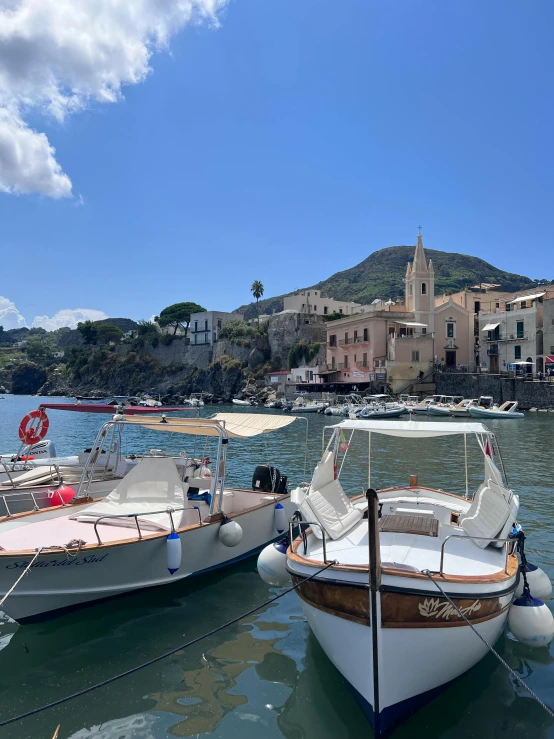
xmin=237 ymin=245 xmax=538 ymax=319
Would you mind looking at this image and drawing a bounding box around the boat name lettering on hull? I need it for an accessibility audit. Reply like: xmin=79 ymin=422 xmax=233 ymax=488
xmin=6 ymin=554 xmax=110 ymax=569
xmin=418 ymin=597 xmax=481 ymax=620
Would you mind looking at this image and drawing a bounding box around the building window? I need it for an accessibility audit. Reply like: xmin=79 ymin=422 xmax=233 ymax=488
xmin=329 ymin=334 xmax=336 ymax=347
xmin=412 ymin=351 xmax=420 ymax=362
xmin=217 ymin=319 xmax=222 ymax=329
xmin=516 ymin=320 xmax=524 ymax=339
xmin=520 ymin=301 xmax=527 ymax=309
xmin=363 ymin=328 xmax=368 ymax=341
xmin=194 ymin=321 xmax=198 ymax=332
xmin=339 ymin=308 xmax=343 ymax=314
xmin=331 ymin=356 xmax=336 ymax=369
xmin=409 ymin=285 xmax=413 ymax=296
xmin=422 ymin=327 xmax=427 ymax=335
xmin=204 ymin=319 xmax=208 ymax=331
xmin=345 ymin=332 xmax=349 ymax=344
xmin=344 ymin=355 xmax=348 ymax=368
xmin=353 ymin=330 xmax=358 ymax=342
xmin=474 ymin=301 xmax=481 ymax=314
xmin=354 ymin=354 xmax=357 ymax=363
xmin=421 ymin=283 xmax=427 ymax=295
xmin=205 ymin=333 xmax=209 ymax=344
xmin=313 ymin=305 xmax=317 ymax=312
xmin=324 ymin=306 xmax=328 ymax=315
xmin=194 ymin=334 xmax=197 ymax=345
xmin=446 ymin=322 xmax=454 ymax=338
xmin=515 ymin=345 xmax=521 ymax=360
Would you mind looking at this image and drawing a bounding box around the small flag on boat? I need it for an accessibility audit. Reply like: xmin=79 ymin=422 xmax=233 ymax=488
xmin=339 ymin=430 xmax=349 ymax=453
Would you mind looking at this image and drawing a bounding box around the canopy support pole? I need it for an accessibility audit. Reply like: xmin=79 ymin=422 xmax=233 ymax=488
xmin=464 ymin=433 xmax=469 ymax=499
xmin=368 ymin=431 xmax=371 ymax=489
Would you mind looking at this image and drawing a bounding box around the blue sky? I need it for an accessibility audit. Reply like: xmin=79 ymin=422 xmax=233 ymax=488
xmin=1 ymin=0 xmax=553 ymax=329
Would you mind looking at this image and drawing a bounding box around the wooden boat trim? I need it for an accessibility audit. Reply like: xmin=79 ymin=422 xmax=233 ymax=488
xmin=293 ymin=574 xmax=512 ymax=628
xmin=289 ymin=536 xmax=519 ymax=585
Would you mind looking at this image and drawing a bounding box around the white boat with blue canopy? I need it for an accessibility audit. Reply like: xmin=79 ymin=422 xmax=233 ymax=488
xmin=0 ymin=413 xmax=303 ymax=623
xmin=284 ymin=419 xmax=551 ymax=735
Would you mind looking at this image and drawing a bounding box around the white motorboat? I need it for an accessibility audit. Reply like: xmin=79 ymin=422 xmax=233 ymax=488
xmin=0 ymin=413 xmax=300 ymax=622
xmin=354 ymin=404 xmax=406 ymax=420
xmin=426 ymin=396 xmax=464 ymax=417
xmin=468 ymin=401 xmax=524 ymax=419
xmin=285 ymin=419 xmax=530 ymax=735
xmin=289 ymin=398 xmax=328 ymax=413
xmin=232 ymin=398 xmax=253 ymax=406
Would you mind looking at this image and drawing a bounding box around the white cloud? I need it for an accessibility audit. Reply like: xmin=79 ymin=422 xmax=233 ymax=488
xmin=0 ymin=296 xmax=27 ymax=329
xmin=0 ymin=108 xmax=72 ymax=197
xmin=32 ymin=308 xmax=108 ymax=331
xmin=0 ymin=0 xmax=228 ymax=198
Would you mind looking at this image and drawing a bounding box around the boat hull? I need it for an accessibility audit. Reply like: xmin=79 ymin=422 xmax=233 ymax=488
xmin=468 ymin=408 xmax=524 ymax=419
xmin=0 ymin=496 xmax=296 ymax=622
xmin=292 ymin=573 xmax=514 ymax=735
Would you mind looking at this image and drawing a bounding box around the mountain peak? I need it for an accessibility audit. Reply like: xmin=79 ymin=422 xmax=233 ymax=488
xmin=236 ymin=245 xmax=537 ymax=319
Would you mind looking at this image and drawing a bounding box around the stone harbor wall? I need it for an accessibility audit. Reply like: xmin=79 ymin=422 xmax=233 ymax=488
xmin=147 ymin=339 xmax=213 ymax=369
xmin=436 ymin=374 xmax=554 ymax=410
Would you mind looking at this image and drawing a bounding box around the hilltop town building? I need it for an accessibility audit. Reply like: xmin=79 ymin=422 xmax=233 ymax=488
xmin=283 ymin=290 xmax=369 ymax=317
xmin=189 ymin=311 xmax=243 ymax=346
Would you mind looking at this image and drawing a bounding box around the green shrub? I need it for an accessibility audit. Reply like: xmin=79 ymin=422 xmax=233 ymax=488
xmin=288 ymin=341 xmax=320 ymax=369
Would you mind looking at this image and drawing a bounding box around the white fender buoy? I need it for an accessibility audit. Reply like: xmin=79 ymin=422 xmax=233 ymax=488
xmin=167 ymin=531 xmax=182 ymax=574
xmin=515 ymin=563 xmax=552 ymax=601
xmin=257 ymin=541 xmax=290 ymax=587
xmin=274 ymin=503 xmax=286 ymax=534
xmin=219 ymin=517 xmax=243 ymax=547
xmin=508 ymin=591 xmax=554 ymax=647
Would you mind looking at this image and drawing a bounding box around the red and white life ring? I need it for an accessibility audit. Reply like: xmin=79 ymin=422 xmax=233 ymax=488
xmin=18 ymin=409 xmax=50 ymax=445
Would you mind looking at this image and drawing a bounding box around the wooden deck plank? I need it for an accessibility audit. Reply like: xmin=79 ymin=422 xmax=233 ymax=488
xmin=379 ymin=514 xmax=439 ymax=537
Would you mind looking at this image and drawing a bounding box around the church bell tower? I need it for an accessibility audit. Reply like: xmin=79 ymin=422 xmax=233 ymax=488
xmin=405 ymin=231 xmax=435 ymax=334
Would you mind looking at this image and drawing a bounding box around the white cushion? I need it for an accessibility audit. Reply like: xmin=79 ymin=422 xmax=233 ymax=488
xmin=460 ymin=480 xmax=513 ymax=548
xmin=302 ymin=478 xmax=362 ymax=540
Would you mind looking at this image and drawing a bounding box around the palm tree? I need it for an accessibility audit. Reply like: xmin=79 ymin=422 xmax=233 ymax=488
xmin=251 ymin=280 xmax=264 ymax=326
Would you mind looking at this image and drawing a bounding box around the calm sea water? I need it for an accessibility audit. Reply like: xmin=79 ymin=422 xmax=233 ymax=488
xmin=0 ymin=395 xmax=553 ymax=739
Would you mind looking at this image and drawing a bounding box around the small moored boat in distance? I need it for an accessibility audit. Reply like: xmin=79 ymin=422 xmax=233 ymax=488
xmin=232 ymin=398 xmax=254 ymax=406
xmin=468 ymin=400 xmax=524 ymax=419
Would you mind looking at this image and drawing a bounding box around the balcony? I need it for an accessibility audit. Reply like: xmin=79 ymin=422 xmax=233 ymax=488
xmin=487 ymin=346 xmax=499 ymax=356
xmin=356 ymin=362 xmax=369 ymax=369
xmin=338 ymin=336 xmax=369 ymax=346
xmin=485 ymin=334 xmax=529 ymax=342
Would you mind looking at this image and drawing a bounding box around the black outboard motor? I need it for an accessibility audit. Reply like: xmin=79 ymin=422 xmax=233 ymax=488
xmin=252 ymin=465 xmax=288 ymax=494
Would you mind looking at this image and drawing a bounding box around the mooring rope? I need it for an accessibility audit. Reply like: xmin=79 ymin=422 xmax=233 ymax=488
xmin=0 ymin=560 xmax=337 ymax=728
xmin=0 ymin=549 xmax=43 ymax=610
xmin=0 ymin=542 xmax=84 ymax=611
xmin=421 ymin=569 xmax=554 ymax=719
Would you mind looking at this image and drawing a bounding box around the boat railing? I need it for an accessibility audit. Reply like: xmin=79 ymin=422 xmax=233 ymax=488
xmin=439 ymin=533 xmax=517 ymax=576
xmin=290 ymin=522 xmax=518 ymax=576
xmin=0 ymin=483 xmax=73 ymax=518
xmin=289 ymin=519 xmax=330 ymax=564
xmin=0 ymin=460 xmax=63 ymax=489
xmin=92 ymin=505 xmax=203 ymax=545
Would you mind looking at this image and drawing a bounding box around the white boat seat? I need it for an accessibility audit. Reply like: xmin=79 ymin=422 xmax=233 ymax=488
xmin=300 ymin=478 xmax=363 ymax=541
xmin=459 ymin=480 xmax=515 ymax=549
xmin=71 ymin=457 xmax=187 ymax=532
